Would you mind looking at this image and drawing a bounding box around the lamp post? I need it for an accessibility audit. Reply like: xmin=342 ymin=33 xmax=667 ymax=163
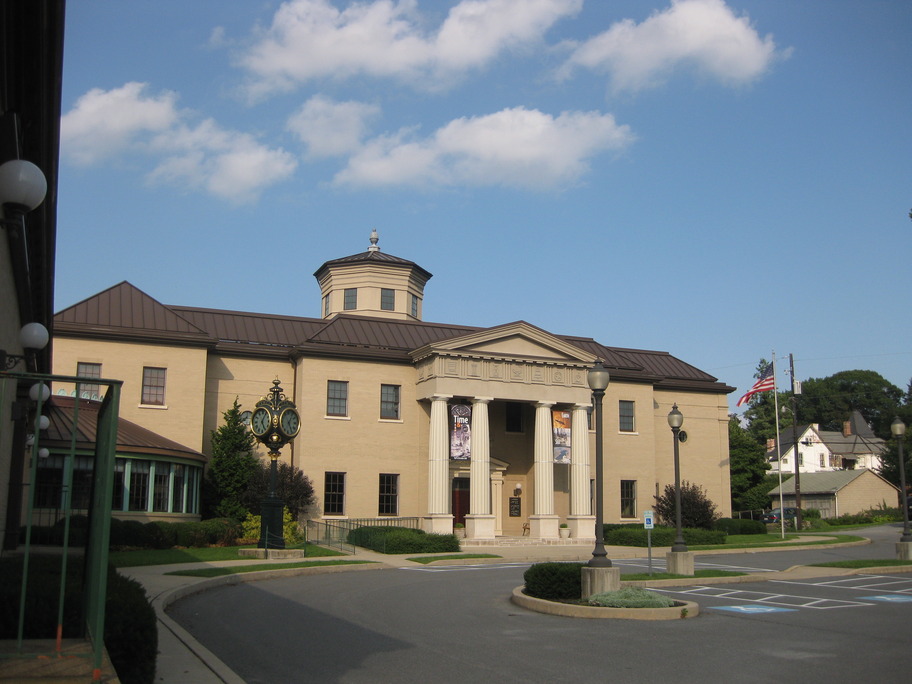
xmin=667 ymin=404 xmax=687 ymax=553
xmin=587 ymin=360 xmax=611 ymax=568
xmin=891 ymin=417 xmax=912 ymax=543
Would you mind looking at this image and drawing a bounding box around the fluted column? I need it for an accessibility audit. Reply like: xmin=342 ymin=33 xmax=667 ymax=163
xmin=530 ymin=401 xmax=559 ymax=539
xmin=424 ymin=395 xmax=453 ymax=533
xmin=466 ymin=397 xmax=495 ymax=540
xmin=469 ymin=397 xmax=492 ymax=514
xmin=568 ymin=403 xmax=596 ymax=540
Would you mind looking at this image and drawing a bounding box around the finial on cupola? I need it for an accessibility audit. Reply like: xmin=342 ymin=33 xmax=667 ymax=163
xmin=368 ymin=228 xmax=380 ymax=252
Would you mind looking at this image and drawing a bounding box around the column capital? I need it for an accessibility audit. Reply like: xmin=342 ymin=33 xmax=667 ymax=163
xmin=533 ymin=401 xmax=556 ymax=409
xmin=472 ymin=396 xmax=494 ymax=405
xmin=430 ymin=394 xmax=453 ymax=402
xmin=572 ymin=403 xmax=592 ymax=411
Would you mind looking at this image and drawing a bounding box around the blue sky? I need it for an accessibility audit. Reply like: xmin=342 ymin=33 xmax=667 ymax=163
xmin=56 ymin=1 xmax=911 ymax=412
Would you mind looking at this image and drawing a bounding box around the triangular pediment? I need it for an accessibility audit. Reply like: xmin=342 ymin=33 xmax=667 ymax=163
xmin=411 ymin=321 xmax=593 ymax=364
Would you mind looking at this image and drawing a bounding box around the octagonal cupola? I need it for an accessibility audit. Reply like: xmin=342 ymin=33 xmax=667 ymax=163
xmin=314 ymin=230 xmax=432 ymax=321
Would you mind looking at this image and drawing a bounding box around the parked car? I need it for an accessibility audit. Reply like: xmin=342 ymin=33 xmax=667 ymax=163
xmin=762 ymin=507 xmax=799 ymax=524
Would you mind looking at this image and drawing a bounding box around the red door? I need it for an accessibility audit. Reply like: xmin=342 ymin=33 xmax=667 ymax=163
xmin=452 ymin=477 xmax=470 ymax=525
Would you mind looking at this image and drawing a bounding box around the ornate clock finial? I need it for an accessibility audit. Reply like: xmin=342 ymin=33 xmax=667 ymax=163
xmin=368 ymin=228 xmax=380 ymax=252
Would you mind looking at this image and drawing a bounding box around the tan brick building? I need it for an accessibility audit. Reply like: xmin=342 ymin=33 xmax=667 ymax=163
xmin=51 ymin=232 xmax=735 ymax=540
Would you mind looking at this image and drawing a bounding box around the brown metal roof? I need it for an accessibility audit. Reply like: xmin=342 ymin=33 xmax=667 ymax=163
xmin=55 ymin=282 xmax=214 ymax=344
xmin=171 ymin=306 xmax=326 ymax=348
xmin=41 ymin=396 xmax=205 ymax=461
xmin=54 ymin=282 xmax=734 ymax=393
xmin=313 ymin=249 xmax=433 ymax=281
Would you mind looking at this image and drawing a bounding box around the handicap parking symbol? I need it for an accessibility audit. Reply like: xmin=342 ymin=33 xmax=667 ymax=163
xmin=710 ymin=605 xmax=797 ymax=614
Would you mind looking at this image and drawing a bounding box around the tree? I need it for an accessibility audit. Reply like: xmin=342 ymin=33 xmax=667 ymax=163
xmin=243 ymin=461 xmax=316 ymax=520
xmin=205 ymin=397 xmax=259 ymax=520
xmin=728 ymin=415 xmax=770 ymax=511
xmin=653 ymin=481 xmax=719 ymax=530
xmin=797 ymin=370 xmax=904 ymax=438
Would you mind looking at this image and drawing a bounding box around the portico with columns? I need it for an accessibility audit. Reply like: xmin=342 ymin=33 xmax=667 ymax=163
xmin=412 ymin=322 xmax=598 ymax=541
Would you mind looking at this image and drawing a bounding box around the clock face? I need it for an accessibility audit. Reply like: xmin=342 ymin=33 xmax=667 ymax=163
xmin=240 ymin=410 xmax=252 ymax=426
xmin=251 ymin=407 xmax=272 ymax=436
xmin=280 ymin=408 xmax=300 ymax=438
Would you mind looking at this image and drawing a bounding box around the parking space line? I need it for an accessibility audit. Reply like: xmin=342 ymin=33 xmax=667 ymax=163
xmin=652 ymin=585 xmax=872 ymax=609
xmin=772 ymin=575 xmax=912 ymax=594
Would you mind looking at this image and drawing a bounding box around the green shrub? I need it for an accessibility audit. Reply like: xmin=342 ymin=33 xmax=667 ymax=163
xmin=587 ymin=587 xmax=676 ymax=608
xmin=714 ymin=518 xmax=766 ymax=535
xmin=604 ymin=526 xmax=726 ymax=547
xmin=0 ymin=557 xmax=156 ymax=684
xmin=346 ymin=526 xmax=459 ymax=554
xmin=803 ymin=508 xmax=821 ymax=520
xmin=105 ymin=568 xmax=157 ymax=684
xmin=240 ymin=509 xmax=305 ymax=545
xmin=523 ymin=562 xmax=585 ymax=600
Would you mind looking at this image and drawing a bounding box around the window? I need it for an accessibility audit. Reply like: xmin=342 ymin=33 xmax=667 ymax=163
xmin=344 ymin=288 xmax=357 ymax=310
xmin=381 ymin=288 xmax=395 ymax=311
xmin=505 ymin=402 xmax=524 ymax=433
xmin=152 ymin=461 xmax=171 ymax=512
xmin=326 ymin=380 xmax=348 ymax=417
xmin=410 ymin=293 xmax=418 ymax=318
xmin=323 ymin=294 xmax=330 ymax=317
xmin=128 ymin=461 xmax=150 ymax=511
xmin=819 ymin=454 xmax=826 ymax=468
xmin=380 ymin=384 xmax=400 ymax=420
xmin=324 ymin=472 xmax=345 ymax=515
xmin=141 ymin=367 xmax=166 ymax=405
xmin=379 ymin=474 xmax=399 ymax=516
xmin=620 ymin=480 xmax=637 ymax=518
xmin=619 ymin=400 xmax=635 ymax=432
xmin=172 ymin=464 xmax=186 ymax=513
xmin=76 ymin=362 xmax=102 ymax=399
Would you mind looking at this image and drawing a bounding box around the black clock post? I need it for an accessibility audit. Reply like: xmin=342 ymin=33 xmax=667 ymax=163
xmin=249 ymin=379 xmax=301 ymax=549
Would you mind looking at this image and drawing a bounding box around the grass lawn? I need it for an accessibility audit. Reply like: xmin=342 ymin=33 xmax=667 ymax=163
xmin=622 ymin=569 xmax=746 ymax=581
xmin=809 ymin=559 xmax=912 ymax=569
xmin=165 ymin=560 xmax=373 ymax=577
xmin=688 ymin=533 xmax=865 ymax=551
xmin=406 ymin=554 xmax=501 ymax=564
xmin=109 ymin=543 xmax=344 ymax=568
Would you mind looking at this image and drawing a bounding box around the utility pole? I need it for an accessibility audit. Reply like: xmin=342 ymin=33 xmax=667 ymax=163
xmin=790 ymin=353 xmax=803 ymax=531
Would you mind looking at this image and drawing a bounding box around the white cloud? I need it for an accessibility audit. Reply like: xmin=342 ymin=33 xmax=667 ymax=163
xmin=287 ymin=95 xmax=381 ymax=157
xmin=334 ymin=106 xmax=634 ymax=189
xmin=240 ymin=0 xmax=582 ymax=97
xmin=60 ymin=83 xmax=296 ymax=204
xmin=561 ymin=0 xmax=782 ymax=92
xmin=61 ymin=82 xmax=179 ymax=165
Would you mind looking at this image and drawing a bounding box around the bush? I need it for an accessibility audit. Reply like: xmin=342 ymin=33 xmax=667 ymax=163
xmin=0 ymin=557 xmax=156 ymax=684
xmin=346 ymin=526 xmax=459 ymax=554
xmin=587 ymin=587 xmax=676 ymax=608
xmin=105 ymin=568 xmax=158 ymax=684
xmin=654 ymin=481 xmax=720 ymax=529
xmin=603 ymin=526 xmax=726 ymax=547
xmin=523 ymin=562 xmax=585 ymax=600
xmin=714 ymin=518 xmax=767 ymax=535
xmin=240 ymin=509 xmax=305 ymax=545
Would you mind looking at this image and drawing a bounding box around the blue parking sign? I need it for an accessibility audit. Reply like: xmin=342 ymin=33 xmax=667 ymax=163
xmin=644 ymin=510 xmax=654 ymax=529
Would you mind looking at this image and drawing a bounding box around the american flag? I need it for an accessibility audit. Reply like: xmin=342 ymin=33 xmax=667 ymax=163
xmin=736 ymin=364 xmax=775 ymax=407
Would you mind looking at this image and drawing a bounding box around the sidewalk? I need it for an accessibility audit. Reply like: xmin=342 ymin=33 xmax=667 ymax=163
xmin=129 ymin=537 xmax=903 ymax=684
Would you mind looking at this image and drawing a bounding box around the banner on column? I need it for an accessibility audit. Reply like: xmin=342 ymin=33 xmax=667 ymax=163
xmin=552 ymin=409 xmax=571 ymax=463
xmin=450 ymin=404 xmax=471 ymax=460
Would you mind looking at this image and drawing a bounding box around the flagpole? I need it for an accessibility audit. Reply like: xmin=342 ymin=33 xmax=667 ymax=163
xmin=771 ymin=351 xmax=785 ymax=539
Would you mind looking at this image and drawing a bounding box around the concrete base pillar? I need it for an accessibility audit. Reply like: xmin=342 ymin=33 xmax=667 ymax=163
xmin=423 ymin=514 xmax=454 ymax=535
xmin=581 ymin=566 xmax=621 ymax=599
xmin=567 ymin=515 xmax=596 ymax=541
xmin=465 ymin=514 xmax=496 ymax=540
xmin=896 ymin=541 xmax=912 ymax=560
xmin=529 ymin=514 xmax=560 ymax=540
xmin=666 ymin=550 xmax=695 ymax=576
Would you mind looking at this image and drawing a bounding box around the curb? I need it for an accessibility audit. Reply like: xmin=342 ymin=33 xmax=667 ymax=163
xmin=511 ymin=586 xmax=699 ymax=620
